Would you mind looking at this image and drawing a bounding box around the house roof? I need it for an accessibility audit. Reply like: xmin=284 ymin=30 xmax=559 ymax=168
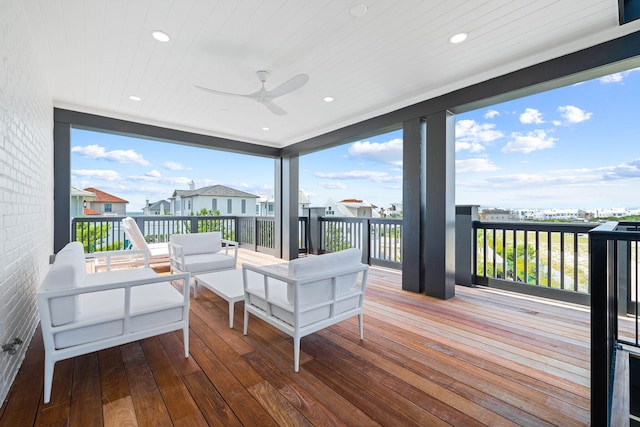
xmin=83 ymin=188 xmax=129 ymax=204
xmin=83 ymin=207 xmax=101 ymax=215
xmin=70 ymin=186 xmax=95 ymax=198
xmin=22 ymin=2 xmax=638 ymax=149
xmin=171 ymin=185 xmax=259 ymax=199
xmin=147 ymin=200 xmax=170 ymax=210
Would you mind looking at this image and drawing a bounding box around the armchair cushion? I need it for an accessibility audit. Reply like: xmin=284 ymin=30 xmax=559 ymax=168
xmin=176 ymin=253 xmax=236 ymax=273
xmin=287 ymin=248 xmax=362 ymax=304
xmin=170 ymin=232 xmax=222 ymax=255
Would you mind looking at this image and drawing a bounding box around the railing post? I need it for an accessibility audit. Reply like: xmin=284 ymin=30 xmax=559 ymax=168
xmin=362 ymin=219 xmax=371 ymax=265
xmin=617 ymin=240 xmax=629 ymax=317
xmin=253 ymin=217 xmax=258 ymax=252
xmin=303 ymin=207 xmax=325 ymax=255
xmin=589 ymin=222 xmax=618 ymax=427
xmin=190 ymin=217 xmax=198 ymax=233
xmin=455 ymin=205 xmax=479 ymax=287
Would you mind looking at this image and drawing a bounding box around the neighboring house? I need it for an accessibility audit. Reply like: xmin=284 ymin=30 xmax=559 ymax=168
xmin=83 ymin=187 xmax=128 ymax=216
xmin=257 ymin=190 xmax=311 ymax=217
xmin=143 ymin=199 xmax=170 ymax=215
xmin=323 ymin=198 xmax=380 ymax=218
xmin=169 ymin=183 xmax=259 ymax=216
xmin=70 ymin=186 xmax=95 ymax=218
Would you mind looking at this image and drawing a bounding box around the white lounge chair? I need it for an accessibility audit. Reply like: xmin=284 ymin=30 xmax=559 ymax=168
xmin=122 ymin=217 xmax=170 ymax=264
xmin=242 ymin=248 xmax=368 ymax=372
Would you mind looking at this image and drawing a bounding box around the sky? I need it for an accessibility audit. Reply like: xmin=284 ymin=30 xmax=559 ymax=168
xmin=71 ymin=67 xmax=640 ymax=213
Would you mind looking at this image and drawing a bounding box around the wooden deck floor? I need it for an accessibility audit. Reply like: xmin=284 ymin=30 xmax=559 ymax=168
xmin=0 ymin=249 xmax=597 ymax=426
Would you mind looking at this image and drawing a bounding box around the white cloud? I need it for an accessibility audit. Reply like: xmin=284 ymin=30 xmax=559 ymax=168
xmin=455 ymin=119 xmax=503 ymax=152
xmin=147 ymin=169 xmax=161 ymax=178
xmin=315 ymin=170 xmax=399 ymax=183
xmin=602 ymin=158 xmax=640 ymax=180
xmin=71 ymin=144 xmax=150 ymax=166
xmin=348 ymin=138 xmax=402 ymax=165
xmin=164 ymin=161 xmax=191 ymax=171
xmin=71 ymin=169 xmax=122 ymax=181
xmin=519 ymin=108 xmax=544 ymax=124
xmin=484 ymin=110 xmax=500 ymax=119
xmin=599 ymin=68 xmax=640 ymax=84
xmin=502 ymin=130 xmax=557 ymax=154
xmin=129 ymin=174 xmax=192 ymax=185
xmin=323 ymin=181 xmax=347 ymax=189
xmin=557 ymin=105 xmax=592 ymax=124
xmin=456 ymin=158 xmax=500 ymax=173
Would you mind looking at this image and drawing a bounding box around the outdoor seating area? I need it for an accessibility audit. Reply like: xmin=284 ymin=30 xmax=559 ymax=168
xmin=2 ymin=248 xmax=603 ymax=426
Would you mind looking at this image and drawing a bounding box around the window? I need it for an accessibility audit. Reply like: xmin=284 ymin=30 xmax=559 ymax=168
xmin=241 ymin=199 xmax=246 ymax=214
xmin=104 ymin=203 xmax=112 ymax=213
xmin=227 ymin=199 xmax=232 ymax=214
xmin=212 ymin=199 xmax=217 ymax=212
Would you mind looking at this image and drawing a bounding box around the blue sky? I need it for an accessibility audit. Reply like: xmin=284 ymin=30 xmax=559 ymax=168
xmin=71 ymin=67 xmax=640 ymax=212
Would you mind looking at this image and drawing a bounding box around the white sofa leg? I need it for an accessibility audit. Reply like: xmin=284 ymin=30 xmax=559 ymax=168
xmin=358 ymin=313 xmax=364 ymax=340
xmin=294 ymin=336 xmax=301 ymax=372
xmin=243 ymin=310 xmax=249 ymax=335
xmin=43 ymin=357 xmax=54 ymax=404
xmin=183 ymin=326 xmax=189 ymax=358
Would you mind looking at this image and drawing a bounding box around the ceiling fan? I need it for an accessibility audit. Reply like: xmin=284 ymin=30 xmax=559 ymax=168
xmin=195 ymin=71 xmax=309 ymax=116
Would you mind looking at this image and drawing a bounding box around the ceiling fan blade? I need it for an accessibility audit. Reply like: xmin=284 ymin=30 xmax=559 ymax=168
xmin=260 ymin=100 xmax=287 ymax=116
xmin=266 ymin=74 xmax=309 ymax=98
xmin=195 ymin=85 xmax=252 ymax=98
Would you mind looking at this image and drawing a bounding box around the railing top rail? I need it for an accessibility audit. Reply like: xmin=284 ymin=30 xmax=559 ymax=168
xmin=319 ymin=217 xmax=402 ymax=224
xmin=588 ymin=221 xmax=640 ymax=241
xmin=474 ymin=220 xmax=598 ymax=233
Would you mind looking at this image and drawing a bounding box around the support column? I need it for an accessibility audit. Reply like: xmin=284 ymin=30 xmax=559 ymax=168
xmin=424 ymin=110 xmax=456 ymax=299
xmin=402 ymin=118 xmax=425 ymax=293
xmin=274 ymin=156 xmax=299 ymax=260
xmin=54 ymin=120 xmax=71 ymax=253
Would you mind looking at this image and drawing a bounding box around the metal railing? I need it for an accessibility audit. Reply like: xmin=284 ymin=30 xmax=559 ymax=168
xmin=472 ymin=221 xmax=597 ymax=304
xmin=318 ymin=217 xmax=402 ymax=269
xmin=589 ymin=221 xmax=640 ymax=426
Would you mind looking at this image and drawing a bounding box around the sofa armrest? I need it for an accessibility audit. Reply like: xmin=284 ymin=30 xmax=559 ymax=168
xmin=168 ymin=242 xmax=185 ymax=271
xmin=85 ymin=249 xmax=149 ymax=271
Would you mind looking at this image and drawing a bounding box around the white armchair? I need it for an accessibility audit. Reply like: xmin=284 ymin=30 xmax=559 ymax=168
xmin=168 ymin=232 xmax=238 ymax=296
xmin=242 ymin=248 xmax=368 ymax=371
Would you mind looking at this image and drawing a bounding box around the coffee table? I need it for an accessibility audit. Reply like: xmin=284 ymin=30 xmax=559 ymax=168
xmin=193 ymin=269 xmax=244 ymax=328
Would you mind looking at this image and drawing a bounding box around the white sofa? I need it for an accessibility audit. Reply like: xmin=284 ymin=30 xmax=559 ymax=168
xmin=168 ymin=232 xmax=238 ymax=297
xmin=242 ymin=248 xmax=369 ymax=371
xmin=37 ymin=242 xmax=190 ymax=404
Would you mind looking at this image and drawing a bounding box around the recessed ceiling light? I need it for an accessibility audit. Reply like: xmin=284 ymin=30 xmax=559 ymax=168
xmin=323 ymin=96 xmax=335 ymax=102
xmin=262 ymin=127 xmax=270 ymax=131
xmin=349 ymin=4 xmax=368 ymax=17
xmin=152 ymin=30 xmax=170 ymax=42
xmin=449 ymin=33 xmax=468 ymax=44
xmin=129 ymin=95 xmax=141 ymax=101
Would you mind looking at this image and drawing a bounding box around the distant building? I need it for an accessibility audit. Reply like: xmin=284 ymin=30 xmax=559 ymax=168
xmin=70 ymin=186 xmax=95 ymax=218
xmin=143 ymin=199 xmax=170 ymax=215
xmin=257 ymin=190 xmax=310 ymax=216
xmin=323 ymin=198 xmax=380 ymax=218
xmin=169 ymin=182 xmax=259 ymax=216
xmin=83 ymin=187 xmax=128 ymax=216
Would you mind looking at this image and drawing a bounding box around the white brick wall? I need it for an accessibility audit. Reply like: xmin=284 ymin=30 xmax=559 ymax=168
xmin=0 ymin=0 xmax=54 ymax=403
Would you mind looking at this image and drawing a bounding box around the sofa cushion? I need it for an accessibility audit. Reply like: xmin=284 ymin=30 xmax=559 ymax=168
xmin=53 ymin=277 xmax=184 ymax=349
xmin=42 ymin=242 xmax=88 ymax=326
xmin=286 ymin=248 xmax=362 ymax=304
xmin=170 ymin=232 xmax=222 ymax=255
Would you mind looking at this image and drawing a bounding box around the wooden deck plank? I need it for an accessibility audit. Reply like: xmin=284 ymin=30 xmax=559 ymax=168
xmin=0 ymin=249 xmax=605 ymax=426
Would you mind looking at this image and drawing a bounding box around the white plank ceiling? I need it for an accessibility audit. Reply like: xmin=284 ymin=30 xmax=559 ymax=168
xmin=21 ymin=0 xmax=640 ymax=148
